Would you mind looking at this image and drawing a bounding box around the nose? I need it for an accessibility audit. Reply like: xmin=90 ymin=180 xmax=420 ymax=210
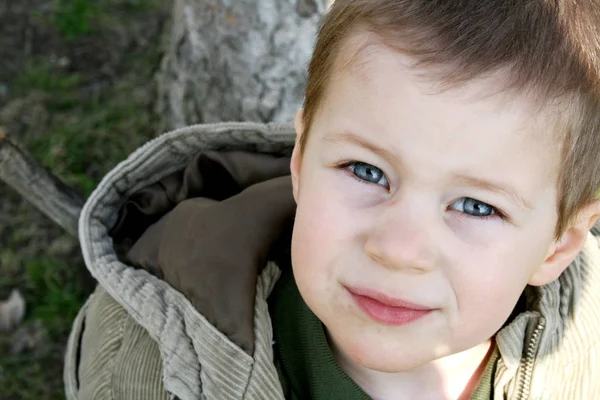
xmin=364 ymin=202 xmax=437 ymax=274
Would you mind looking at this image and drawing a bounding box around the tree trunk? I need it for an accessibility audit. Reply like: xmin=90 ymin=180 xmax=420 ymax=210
xmin=0 ymin=1 xmax=329 ymax=239
xmin=156 ymin=0 xmax=331 ymax=130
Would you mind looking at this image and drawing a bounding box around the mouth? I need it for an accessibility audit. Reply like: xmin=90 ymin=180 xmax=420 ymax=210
xmin=346 ymin=286 xmax=434 ymax=326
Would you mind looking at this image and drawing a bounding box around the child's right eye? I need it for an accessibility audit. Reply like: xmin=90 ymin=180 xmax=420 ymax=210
xmin=345 ymin=161 xmax=389 ymax=189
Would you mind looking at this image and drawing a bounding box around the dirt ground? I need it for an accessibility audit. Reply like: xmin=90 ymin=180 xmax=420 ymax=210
xmin=0 ymin=1 xmax=169 ymax=398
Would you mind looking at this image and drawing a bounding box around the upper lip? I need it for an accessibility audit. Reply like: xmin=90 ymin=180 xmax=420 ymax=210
xmin=346 ymin=285 xmax=434 ymax=310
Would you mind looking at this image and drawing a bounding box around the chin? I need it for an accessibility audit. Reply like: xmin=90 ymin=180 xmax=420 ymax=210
xmin=350 ymin=350 xmax=428 ymax=373
xmin=331 ymin=332 xmax=431 ymax=373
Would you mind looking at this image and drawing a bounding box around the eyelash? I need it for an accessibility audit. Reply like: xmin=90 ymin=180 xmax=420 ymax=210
xmin=335 ymin=160 xmax=507 ymax=221
xmin=336 ymin=161 xmax=390 ymax=190
xmin=449 ymin=200 xmax=506 ymax=222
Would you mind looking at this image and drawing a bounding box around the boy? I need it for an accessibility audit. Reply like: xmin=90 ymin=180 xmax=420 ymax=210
xmin=66 ymin=0 xmax=600 ymax=399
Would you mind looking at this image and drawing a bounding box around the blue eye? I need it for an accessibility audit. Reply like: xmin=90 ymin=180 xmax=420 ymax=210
xmin=450 ymin=198 xmax=497 ymax=217
xmin=347 ymin=162 xmax=389 ymax=187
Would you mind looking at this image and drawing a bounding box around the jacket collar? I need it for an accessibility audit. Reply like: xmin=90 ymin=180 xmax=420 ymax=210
xmin=495 ymin=233 xmax=600 ymax=399
xmin=80 ymin=121 xmax=600 ymax=399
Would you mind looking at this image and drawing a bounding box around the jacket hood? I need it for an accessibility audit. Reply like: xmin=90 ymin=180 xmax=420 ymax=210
xmin=79 ymin=122 xmax=296 ymax=399
xmin=79 ymin=122 xmax=600 ymax=400
xmin=113 ymin=151 xmax=295 ymax=355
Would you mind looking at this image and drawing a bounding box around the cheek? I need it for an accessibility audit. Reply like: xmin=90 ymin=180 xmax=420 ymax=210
xmin=291 ymin=201 xmax=340 ymax=317
xmin=447 ymin=236 xmax=549 ymax=334
xmin=292 ymin=188 xmax=343 ymax=277
xmin=291 ymin=172 xmax=361 ymax=298
xmin=292 ymin=167 xmax=361 ymax=258
xmin=448 ymin=211 xmax=554 ymax=296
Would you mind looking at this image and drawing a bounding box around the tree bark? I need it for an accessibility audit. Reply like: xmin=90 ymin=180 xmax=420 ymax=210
xmin=156 ymin=0 xmax=331 ymax=130
xmin=0 ymin=1 xmax=329 ymax=238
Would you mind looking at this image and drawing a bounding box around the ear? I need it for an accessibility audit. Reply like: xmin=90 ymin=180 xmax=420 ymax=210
xmin=529 ymin=200 xmax=600 ymax=286
xmin=290 ymin=109 xmax=305 ymax=202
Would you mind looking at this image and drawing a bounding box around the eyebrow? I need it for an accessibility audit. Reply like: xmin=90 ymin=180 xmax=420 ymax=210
xmin=453 ymin=175 xmax=532 ymax=211
xmin=323 ymin=131 xmax=405 ymax=168
xmin=324 ymin=131 xmax=533 ymax=211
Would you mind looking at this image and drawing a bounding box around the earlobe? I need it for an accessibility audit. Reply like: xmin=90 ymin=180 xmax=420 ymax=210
xmin=529 ymin=201 xmax=600 ymax=286
xmin=290 ymin=109 xmax=305 ymax=202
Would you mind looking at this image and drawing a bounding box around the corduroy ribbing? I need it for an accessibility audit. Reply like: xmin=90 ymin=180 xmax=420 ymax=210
xmin=67 ymin=122 xmax=600 ymax=400
xmin=75 ymin=286 xmax=171 ymax=400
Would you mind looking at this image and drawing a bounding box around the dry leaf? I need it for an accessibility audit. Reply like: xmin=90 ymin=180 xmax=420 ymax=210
xmin=0 ymin=289 xmax=26 ymax=332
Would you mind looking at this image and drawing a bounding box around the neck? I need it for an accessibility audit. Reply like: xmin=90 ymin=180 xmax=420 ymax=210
xmin=332 ymin=338 xmax=493 ymax=400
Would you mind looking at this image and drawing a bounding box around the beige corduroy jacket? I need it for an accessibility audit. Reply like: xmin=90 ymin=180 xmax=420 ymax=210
xmin=65 ymin=122 xmax=600 ymax=400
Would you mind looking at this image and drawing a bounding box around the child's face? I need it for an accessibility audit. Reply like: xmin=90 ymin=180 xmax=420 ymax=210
xmin=290 ymin=34 xmax=564 ymax=373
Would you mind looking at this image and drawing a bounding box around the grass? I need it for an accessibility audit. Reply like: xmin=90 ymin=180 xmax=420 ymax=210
xmin=22 ymin=78 xmax=154 ymax=196
xmin=25 ymin=257 xmax=87 ymax=336
xmin=0 ymin=257 xmax=89 ymax=397
xmin=51 ymin=0 xmax=161 ymax=41
xmin=0 ymin=0 xmax=168 ymax=398
xmin=16 ymin=61 xmax=83 ymax=93
xmin=52 ymin=0 xmax=94 ymax=40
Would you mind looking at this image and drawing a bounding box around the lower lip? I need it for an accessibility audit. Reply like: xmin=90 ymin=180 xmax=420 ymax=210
xmin=350 ymin=293 xmax=432 ymax=326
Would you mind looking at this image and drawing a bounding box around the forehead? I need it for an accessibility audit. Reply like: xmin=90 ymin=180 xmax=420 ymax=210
xmin=317 ymin=30 xmax=563 ymax=188
xmin=330 ymin=30 xmax=565 ymax=131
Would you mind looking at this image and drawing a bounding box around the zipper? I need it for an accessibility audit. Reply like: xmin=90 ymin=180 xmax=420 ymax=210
xmin=516 ymin=319 xmax=545 ymax=400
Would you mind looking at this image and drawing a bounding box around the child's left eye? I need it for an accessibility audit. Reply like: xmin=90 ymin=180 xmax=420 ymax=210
xmin=449 ymin=198 xmax=498 ymax=218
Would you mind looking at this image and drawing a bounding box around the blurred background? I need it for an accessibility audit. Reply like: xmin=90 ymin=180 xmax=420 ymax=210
xmin=0 ymin=1 xmax=168 ymax=398
xmin=0 ymin=0 xmax=326 ymax=398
